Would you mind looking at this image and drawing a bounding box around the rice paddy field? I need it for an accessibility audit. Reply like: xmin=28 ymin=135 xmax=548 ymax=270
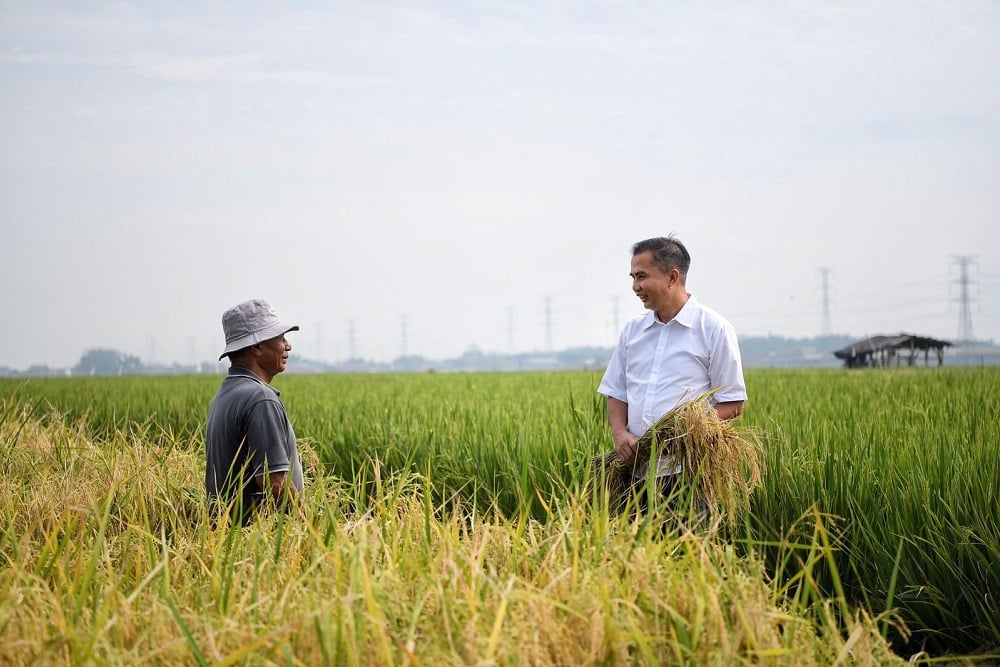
xmin=1 ymin=367 xmax=997 ymax=665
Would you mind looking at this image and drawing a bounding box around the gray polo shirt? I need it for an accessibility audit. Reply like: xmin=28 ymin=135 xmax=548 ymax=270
xmin=205 ymin=367 xmax=303 ymax=521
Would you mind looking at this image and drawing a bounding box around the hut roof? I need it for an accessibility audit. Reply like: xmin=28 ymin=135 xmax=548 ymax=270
xmin=833 ymin=333 xmax=952 ymax=360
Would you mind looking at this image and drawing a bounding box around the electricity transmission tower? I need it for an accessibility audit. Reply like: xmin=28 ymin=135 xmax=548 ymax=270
xmin=819 ymin=267 xmax=833 ymax=336
xmin=610 ymin=296 xmax=621 ymax=343
xmin=952 ymin=256 xmax=977 ymax=343
xmin=543 ymin=297 xmax=553 ymax=353
xmin=400 ymin=314 xmax=408 ymax=358
xmin=506 ymin=306 xmax=514 ymax=354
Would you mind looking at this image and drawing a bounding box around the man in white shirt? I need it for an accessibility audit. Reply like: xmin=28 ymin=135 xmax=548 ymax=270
xmin=597 ymin=235 xmax=747 ymax=508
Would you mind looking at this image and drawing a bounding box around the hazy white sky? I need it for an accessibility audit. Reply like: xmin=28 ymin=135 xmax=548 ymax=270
xmin=2 ymin=1 xmax=998 ymax=369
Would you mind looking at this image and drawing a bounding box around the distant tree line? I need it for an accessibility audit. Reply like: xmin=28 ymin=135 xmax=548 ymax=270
xmin=73 ymin=348 xmax=144 ymax=376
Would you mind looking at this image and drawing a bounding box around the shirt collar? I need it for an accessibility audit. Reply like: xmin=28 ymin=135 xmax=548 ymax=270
xmin=227 ymin=366 xmax=280 ymax=395
xmin=641 ymin=294 xmax=698 ymax=330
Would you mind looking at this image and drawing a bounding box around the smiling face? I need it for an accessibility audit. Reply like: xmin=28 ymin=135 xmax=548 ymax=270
xmin=630 ymin=250 xmax=685 ymax=321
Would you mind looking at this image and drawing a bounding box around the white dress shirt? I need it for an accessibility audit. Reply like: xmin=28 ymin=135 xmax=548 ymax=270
xmin=598 ymin=295 xmax=747 ymax=477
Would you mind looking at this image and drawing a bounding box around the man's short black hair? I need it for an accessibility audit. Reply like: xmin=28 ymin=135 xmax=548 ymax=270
xmin=632 ymin=234 xmax=690 ymax=281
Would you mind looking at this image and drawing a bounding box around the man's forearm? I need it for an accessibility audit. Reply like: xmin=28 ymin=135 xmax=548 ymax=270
xmin=257 ymin=471 xmax=298 ymax=509
xmin=607 ymin=397 xmax=630 ymax=439
xmin=714 ymin=400 xmax=745 ymax=420
xmin=607 ymin=396 xmax=639 ymax=463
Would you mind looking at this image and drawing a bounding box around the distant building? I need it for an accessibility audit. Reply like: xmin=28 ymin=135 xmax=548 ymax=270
xmin=833 ymin=334 xmax=951 ymax=368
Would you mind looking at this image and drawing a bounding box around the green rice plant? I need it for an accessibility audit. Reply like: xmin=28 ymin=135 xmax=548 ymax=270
xmin=2 ymin=367 xmax=997 ymax=658
xmin=742 ymin=367 xmax=1000 ymax=655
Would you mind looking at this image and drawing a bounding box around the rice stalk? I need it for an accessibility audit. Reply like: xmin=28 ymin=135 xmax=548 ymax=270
xmin=591 ymin=393 xmax=763 ymax=521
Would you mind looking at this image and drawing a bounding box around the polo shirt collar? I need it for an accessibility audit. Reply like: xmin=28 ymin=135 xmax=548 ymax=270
xmin=227 ymin=366 xmax=280 ymax=395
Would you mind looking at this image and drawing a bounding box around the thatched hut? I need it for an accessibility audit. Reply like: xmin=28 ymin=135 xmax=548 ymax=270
xmin=833 ymin=333 xmax=951 ymax=368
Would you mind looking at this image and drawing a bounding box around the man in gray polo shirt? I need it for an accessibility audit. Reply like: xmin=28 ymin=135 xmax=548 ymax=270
xmin=206 ymin=299 xmax=304 ymax=525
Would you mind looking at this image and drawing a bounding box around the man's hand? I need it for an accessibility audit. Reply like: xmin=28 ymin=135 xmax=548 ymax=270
xmin=613 ymin=429 xmax=640 ymax=464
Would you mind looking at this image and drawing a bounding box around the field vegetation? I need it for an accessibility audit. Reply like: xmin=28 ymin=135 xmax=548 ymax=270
xmin=0 ymin=367 xmax=996 ymax=664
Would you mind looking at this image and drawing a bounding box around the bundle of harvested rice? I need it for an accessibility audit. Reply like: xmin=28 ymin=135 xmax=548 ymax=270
xmin=591 ymin=392 xmax=763 ymax=520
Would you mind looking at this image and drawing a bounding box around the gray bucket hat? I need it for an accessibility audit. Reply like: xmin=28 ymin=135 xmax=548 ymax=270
xmin=219 ymin=299 xmax=299 ymax=360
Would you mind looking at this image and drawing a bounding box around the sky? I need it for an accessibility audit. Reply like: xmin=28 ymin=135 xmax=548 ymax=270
xmin=1 ymin=1 xmax=998 ymax=370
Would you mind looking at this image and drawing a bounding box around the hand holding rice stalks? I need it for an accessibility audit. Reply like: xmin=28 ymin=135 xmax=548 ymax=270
xmin=591 ymin=393 xmax=763 ymax=521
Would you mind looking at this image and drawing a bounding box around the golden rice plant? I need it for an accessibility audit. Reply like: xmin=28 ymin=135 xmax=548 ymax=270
xmin=591 ymin=392 xmax=764 ymax=521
